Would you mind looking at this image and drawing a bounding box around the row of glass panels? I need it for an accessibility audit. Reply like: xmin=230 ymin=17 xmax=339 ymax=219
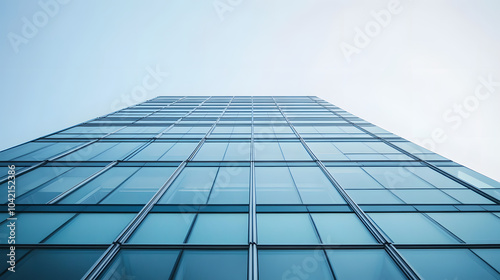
xmin=3 ymin=247 xmax=500 ymax=279
xmin=2 ymin=211 xmax=499 ymax=245
xmin=3 ymin=164 xmax=498 ymax=205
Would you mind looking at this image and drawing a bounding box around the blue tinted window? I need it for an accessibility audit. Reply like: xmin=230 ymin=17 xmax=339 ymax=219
xmin=188 ymin=214 xmax=248 ymax=244
xmin=363 ymin=167 xmax=433 ymax=189
xmin=128 ymin=213 xmax=195 ymax=244
xmin=58 ymin=167 xmax=139 ymax=204
xmin=45 ymin=213 xmax=134 ymax=244
xmin=159 ymin=167 xmax=218 ymax=204
xmin=427 ymin=212 xmax=500 ymax=244
xmin=442 ymin=189 xmax=494 ymax=204
xmin=0 ymin=142 xmax=54 ymax=161
xmin=2 ymin=249 xmax=104 ymax=280
xmin=472 ymin=249 xmax=500 ymax=272
xmin=100 ymin=167 xmax=175 ymax=204
xmin=391 ymin=189 xmax=459 ymax=204
xmin=256 ymin=167 xmax=301 ymax=204
xmin=16 ymin=167 xmax=101 ymax=204
xmin=57 ymin=142 xmax=142 ymax=161
xmin=3 ymin=142 xmax=84 ymax=161
xmin=311 ymin=213 xmax=377 ymax=244
xmin=289 ymin=167 xmax=345 ymax=204
xmin=400 ymin=249 xmax=500 ymax=280
xmin=99 ymin=250 xmax=179 ymax=280
xmin=259 ymin=250 xmax=334 ymax=280
xmin=130 ymin=142 xmax=197 ymax=161
xmin=208 ymin=167 xmax=250 ymax=204
xmin=173 ymin=250 xmax=247 ymax=280
xmin=0 ymin=213 xmax=74 ymax=244
xmin=326 ymin=249 xmax=406 ymax=280
xmin=327 ymin=167 xmax=384 ymax=189
xmin=346 ymin=189 xmax=404 ymax=204
xmin=369 ymin=213 xmax=458 ymax=244
xmin=258 ymin=214 xmax=319 ymax=244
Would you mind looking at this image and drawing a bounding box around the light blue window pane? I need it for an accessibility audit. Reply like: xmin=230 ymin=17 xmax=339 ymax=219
xmin=483 ymin=189 xmax=500 ymax=200
xmin=0 ymin=213 xmax=74 ymax=244
xmin=99 ymin=249 xmax=179 ymax=280
xmin=254 ymin=142 xmax=283 ymax=160
xmin=327 ymin=167 xmax=384 ymax=189
xmin=0 ymin=142 xmax=53 ymax=161
xmin=369 ymin=213 xmax=458 ymax=244
xmin=100 ymin=167 xmax=175 ymax=204
xmin=392 ymin=141 xmax=434 ymax=154
xmin=159 ymin=167 xmax=218 ymax=204
xmin=442 ymin=189 xmax=494 ymax=204
xmin=410 ymin=167 xmax=465 ymax=188
xmin=3 ymin=249 xmax=104 ymax=280
xmin=223 ymin=142 xmax=250 ymax=161
xmin=14 ymin=142 xmax=84 ymax=161
xmin=16 ymin=167 xmax=101 ymax=204
xmin=118 ymin=126 xmax=164 ymax=134
xmin=129 ymin=142 xmax=174 ymax=160
xmin=363 ymin=167 xmax=433 ymax=188
xmin=158 ymin=142 xmax=198 ymax=161
xmin=441 ymin=166 xmax=500 ymax=189
xmin=289 ymin=167 xmax=345 ymax=204
xmin=208 ymin=167 xmax=249 ymax=204
xmin=188 ymin=214 xmax=248 ymax=244
xmin=256 ymin=167 xmax=301 ymax=204
xmin=334 ymin=142 xmax=375 ymax=153
xmin=346 ymin=189 xmax=404 ymax=204
xmin=279 ymin=142 xmax=311 ymax=160
xmin=59 ymin=167 xmax=139 ymax=204
xmin=259 ymin=250 xmax=334 ymax=280
xmin=311 ymin=213 xmax=377 ymax=244
xmin=472 ymin=249 xmax=500 ymax=272
xmin=258 ymin=214 xmax=319 ymax=244
xmin=366 ymin=142 xmax=401 ymax=153
xmin=45 ymin=213 xmax=135 ymax=244
xmin=346 ymin=154 xmax=389 ymax=160
xmin=327 ymin=249 xmax=406 ymax=280
xmin=128 ymin=213 xmax=194 ymax=244
xmin=173 ymin=250 xmax=247 ymax=280
xmin=427 ymin=213 xmax=500 ymax=244
xmin=400 ymin=249 xmax=500 ymax=280
xmin=57 ymin=143 xmax=114 ymax=161
xmin=88 ymin=142 xmax=142 ymax=161
xmin=391 ymin=189 xmax=459 ymax=204
xmin=0 ymin=167 xmax=71 ymax=199
xmin=194 ymin=142 xmax=228 ymax=161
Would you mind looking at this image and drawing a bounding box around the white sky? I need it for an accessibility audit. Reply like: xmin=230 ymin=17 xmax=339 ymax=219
xmin=0 ymin=0 xmax=499 ymax=181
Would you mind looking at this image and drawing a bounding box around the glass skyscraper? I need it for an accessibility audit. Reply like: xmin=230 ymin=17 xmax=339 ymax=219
xmin=1 ymin=96 xmax=500 ymax=280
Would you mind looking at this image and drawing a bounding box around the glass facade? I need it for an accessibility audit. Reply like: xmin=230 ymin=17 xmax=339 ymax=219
xmin=1 ymin=96 xmax=499 ymax=279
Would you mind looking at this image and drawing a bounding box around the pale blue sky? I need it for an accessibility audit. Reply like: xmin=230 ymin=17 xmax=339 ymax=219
xmin=1 ymin=0 xmax=499 ymax=181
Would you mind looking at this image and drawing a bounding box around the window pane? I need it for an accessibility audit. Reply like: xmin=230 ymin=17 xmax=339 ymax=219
xmin=254 ymin=142 xmax=283 ymax=160
xmin=57 ymin=142 xmax=142 ymax=161
xmin=400 ymin=249 xmax=500 ymax=280
xmin=427 ymin=213 xmax=500 ymax=244
xmin=472 ymin=249 xmax=500 ymax=272
xmin=391 ymin=189 xmax=459 ymax=204
xmin=279 ymin=142 xmax=311 ymax=160
xmin=259 ymin=250 xmax=334 ymax=280
xmin=193 ymin=142 xmax=228 ymax=161
xmin=258 ymin=214 xmax=319 ymax=244
xmin=327 ymin=167 xmax=384 ymax=189
xmin=58 ymin=167 xmax=139 ymax=204
xmin=256 ymin=167 xmax=301 ymax=204
xmin=16 ymin=167 xmax=101 ymax=204
xmin=9 ymin=142 xmax=85 ymax=161
xmin=100 ymin=167 xmax=175 ymax=204
xmin=0 ymin=213 xmax=74 ymax=244
xmin=0 ymin=142 xmax=53 ymax=161
xmin=208 ymin=167 xmax=250 ymax=204
xmin=442 ymin=189 xmax=494 ymax=204
xmin=188 ymin=214 xmax=248 ymax=244
xmin=311 ymin=213 xmax=377 ymax=244
xmin=130 ymin=142 xmax=197 ymax=161
xmin=159 ymin=167 xmax=218 ymax=204
xmin=346 ymin=189 xmax=404 ymax=204
xmin=173 ymin=250 xmax=247 ymax=280
xmin=326 ymin=249 xmax=406 ymax=280
xmin=99 ymin=249 xmax=179 ymax=280
xmin=45 ymin=213 xmax=134 ymax=244
xmin=363 ymin=167 xmax=433 ymax=189
xmin=128 ymin=213 xmax=195 ymax=244
xmin=1 ymin=166 xmax=72 ymax=199
xmin=290 ymin=167 xmax=345 ymax=204
xmin=2 ymin=249 xmax=104 ymax=280
xmin=369 ymin=213 xmax=458 ymax=244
